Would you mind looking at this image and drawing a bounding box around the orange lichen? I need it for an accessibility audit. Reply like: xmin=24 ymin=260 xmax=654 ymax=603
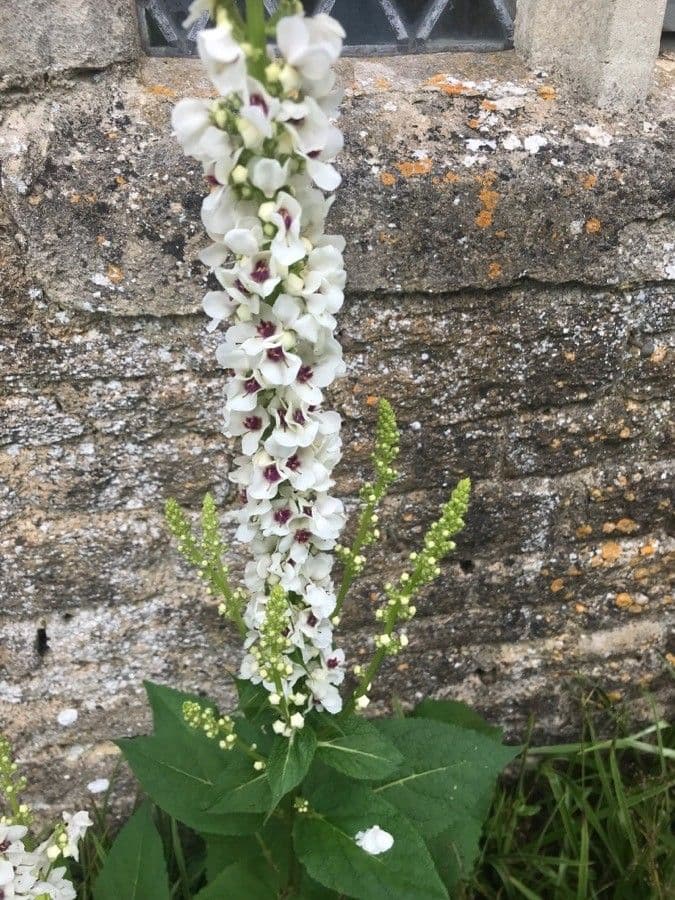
xmin=443 ymin=171 xmax=460 ymax=183
xmin=585 ymin=217 xmax=602 ymax=234
xmin=615 ymin=592 xmax=632 ymax=608
xmin=581 ymin=173 xmax=598 ymax=189
xmin=395 ymin=159 xmax=433 ymax=177
xmin=649 ymin=346 xmax=667 ymax=364
xmin=537 ymin=85 xmax=557 ymax=101
xmin=619 ymin=426 xmax=631 ymax=439
xmin=601 ymin=541 xmax=622 ymax=562
xmin=550 ymin=578 xmax=565 ymax=593
xmin=639 ymin=543 xmax=655 ymax=556
xmin=574 ymin=603 xmax=587 ymax=614
xmin=487 ymin=261 xmax=503 ymax=279
xmin=606 ymin=691 xmax=623 ymax=702
xmin=480 ymin=99 xmax=497 ymax=111
xmin=106 ymin=264 xmax=124 ymax=284
xmin=576 ymin=524 xmax=593 ymax=538
xmin=114 ymin=175 xmax=127 ymax=187
xmin=146 ymin=83 xmax=177 ymax=98
xmin=375 ymin=77 xmax=391 ymax=90
xmin=96 ymin=235 xmax=108 ymax=247
xmin=467 ymin=117 xmax=481 ymax=130
xmin=475 ymin=210 xmax=493 ymax=228
xmin=616 ymin=518 xmax=638 ymax=534
xmin=426 ymin=74 xmax=475 ymax=96
xmin=379 ymin=171 xmax=396 ymax=186
xmin=475 ymin=186 xmax=500 ymax=229
xmin=366 ymin=395 xmax=378 ymax=406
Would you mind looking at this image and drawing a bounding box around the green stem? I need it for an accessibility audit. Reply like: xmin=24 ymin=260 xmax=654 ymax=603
xmin=345 ymin=605 xmax=398 ymax=714
xmin=246 ymin=0 xmax=266 ymax=51
xmin=526 ymin=723 xmax=673 ymax=759
xmin=335 ymin=498 xmax=376 ymax=616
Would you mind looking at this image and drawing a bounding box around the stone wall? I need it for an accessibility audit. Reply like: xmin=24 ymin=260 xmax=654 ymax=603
xmin=1 ymin=3 xmax=673 ymax=813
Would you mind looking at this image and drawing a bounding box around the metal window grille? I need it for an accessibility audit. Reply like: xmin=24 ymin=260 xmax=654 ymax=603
xmin=137 ymin=0 xmax=515 ymax=57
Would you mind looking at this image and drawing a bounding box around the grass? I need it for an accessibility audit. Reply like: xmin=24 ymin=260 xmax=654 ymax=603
xmin=72 ymin=689 xmax=674 ymax=899
xmin=464 ymin=689 xmax=674 ymax=900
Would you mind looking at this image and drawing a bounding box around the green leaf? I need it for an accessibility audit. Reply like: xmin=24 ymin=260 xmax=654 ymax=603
xmin=94 ymin=802 xmax=169 ymax=900
xmin=316 ymin=716 xmax=403 ymax=780
xmin=205 ymin=818 xmax=291 ymax=883
xmin=374 ymin=718 xmax=519 ymax=889
xmin=294 ymin=781 xmax=448 ymax=900
xmin=194 ymin=861 xmax=277 ymax=900
xmin=234 ymin=678 xmax=270 ymax=718
xmin=206 ymin=756 xmax=272 ymax=814
xmin=267 ymin=727 xmax=317 ymax=808
xmin=412 ymin=698 xmax=503 ymax=740
xmin=119 ymin=736 xmax=261 ymax=835
xmin=119 ymin=682 xmax=263 ymax=835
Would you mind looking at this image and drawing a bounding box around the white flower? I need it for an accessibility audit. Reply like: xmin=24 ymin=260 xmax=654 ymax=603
xmin=354 ymin=825 xmax=394 ymax=855
xmin=276 ymin=14 xmax=345 ymax=88
xmin=197 ymin=24 xmax=247 ymax=95
xmin=289 ymin=712 xmax=305 ymax=729
xmin=249 ymin=158 xmax=290 ymax=198
xmin=60 ymin=810 xmax=92 ymax=861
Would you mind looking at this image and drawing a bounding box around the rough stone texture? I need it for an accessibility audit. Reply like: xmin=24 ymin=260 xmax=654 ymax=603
xmin=1 ymin=29 xmax=674 ymax=816
xmin=0 ymin=0 xmax=140 ymax=92
xmin=515 ymin=0 xmax=668 ymax=108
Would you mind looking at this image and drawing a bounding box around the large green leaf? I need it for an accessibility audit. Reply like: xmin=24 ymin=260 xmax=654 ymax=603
xmin=119 ymin=736 xmax=262 ymax=835
xmin=374 ymin=718 xmax=519 ymax=889
xmin=94 ymin=802 xmax=169 ymax=900
xmin=194 ymin=861 xmax=278 ymax=899
xmin=294 ymin=781 xmax=447 ymax=900
xmin=206 ymin=754 xmax=272 ymax=814
xmin=412 ymin=698 xmax=503 ymax=741
xmin=119 ymin=682 xmax=263 ymax=834
xmin=315 ymin=716 xmax=403 ymax=780
xmin=267 ymin=727 xmax=317 ymax=808
xmin=205 ymin=819 xmax=291 ymax=883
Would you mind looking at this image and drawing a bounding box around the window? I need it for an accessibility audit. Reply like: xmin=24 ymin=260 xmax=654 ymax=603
xmin=137 ymin=0 xmax=515 ymax=57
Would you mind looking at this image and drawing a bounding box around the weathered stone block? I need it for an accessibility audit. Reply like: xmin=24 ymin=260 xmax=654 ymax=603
xmin=0 ymin=0 xmax=139 ymax=91
xmin=515 ymin=0 xmax=668 ymax=107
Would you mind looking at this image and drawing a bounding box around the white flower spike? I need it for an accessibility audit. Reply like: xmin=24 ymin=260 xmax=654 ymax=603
xmin=173 ymin=2 xmax=347 ymax=727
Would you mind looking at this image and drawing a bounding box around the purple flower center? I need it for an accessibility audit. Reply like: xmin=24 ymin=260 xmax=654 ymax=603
xmin=244 ymin=415 xmax=262 ymax=431
xmin=303 ymin=505 xmax=312 ymax=516
xmin=295 ymin=528 xmax=311 ymax=543
xmin=327 ymin=656 xmax=340 ymax=669
xmin=0 ymin=839 xmax=9 ymax=852
xmin=205 ymin=174 xmax=219 ymax=187
xmin=264 ymin=464 xmax=281 ymax=484
xmin=307 ymin=612 xmax=318 ymax=627
xmin=278 ymin=207 xmax=293 ymax=230
xmin=257 ymin=320 xmax=276 ymax=338
xmin=267 ymin=346 xmax=285 ymax=362
xmin=274 ymin=508 xmax=292 ymax=525
xmin=244 ymin=377 xmax=261 ymax=394
xmin=251 ymin=260 xmax=270 ymax=284
xmin=292 ymin=409 xmax=305 ymax=425
xmin=297 ymin=365 xmax=313 ymax=383
xmin=250 ymin=93 xmax=269 ymax=115
xmin=307 ymin=149 xmax=321 ymax=159
xmin=234 ymin=278 xmax=249 ymax=295
xmin=287 ymin=454 xmax=301 ymax=471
